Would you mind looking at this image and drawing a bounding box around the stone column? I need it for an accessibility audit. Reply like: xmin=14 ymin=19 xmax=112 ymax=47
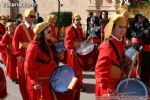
xmin=9 ymin=0 xmax=19 ymax=19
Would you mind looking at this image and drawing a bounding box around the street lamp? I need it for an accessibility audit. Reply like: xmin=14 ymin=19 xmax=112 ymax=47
xmin=33 ymin=0 xmax=37 ymax=12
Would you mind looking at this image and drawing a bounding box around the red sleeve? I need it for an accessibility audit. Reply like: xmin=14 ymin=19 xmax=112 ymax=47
xmin=25 ymin=43 xmax=38 ymax=81
xmin=1 ymin=34 xmax=9 ymax=45
xmin=80 ymin=28 xmax=86 ymax=40
xmin=0 ymin=34 xmax=9 ymax=53
xmin=12 ymin=25 xmax=22 ymax=56
xmin=0 ymin=42 xmax=7 ymax=53
xmin=95 ymin=42 xmax=114 ymax=91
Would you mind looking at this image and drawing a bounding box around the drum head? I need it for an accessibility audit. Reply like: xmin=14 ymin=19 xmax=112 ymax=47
xmin=116 ymin=78 xmax=148 ymax=97
xmin=50 ymin=65 xmax=75 ymax=93
xmin=76 ymin=41 xmax=94 ymax=55
xmin=54 ymin=39 xmax=66 ymax=52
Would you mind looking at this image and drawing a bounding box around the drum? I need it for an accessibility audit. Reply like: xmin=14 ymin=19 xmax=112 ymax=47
xmin=116 ymin=78 xmax=148 ymax=99
xmin=125 ymin=47 xmax=137 ymax=61
xmin=50 ymin=65 xmax=77 ymax=93
xmin=76 ymin=40 xmax=98 ymax=71
xmin=54 ymin=39 xmax=67 ymax=64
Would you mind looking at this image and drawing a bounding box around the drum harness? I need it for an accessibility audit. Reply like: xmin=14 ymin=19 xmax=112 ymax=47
xmin=109 ymin=39 xmax=139 ymax=89
xmin=108 ymin=40 xmax=127 ymax=79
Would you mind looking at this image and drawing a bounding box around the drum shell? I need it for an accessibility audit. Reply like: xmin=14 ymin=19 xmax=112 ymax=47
xmin=77 ymin=47 xmax=98 ymax=71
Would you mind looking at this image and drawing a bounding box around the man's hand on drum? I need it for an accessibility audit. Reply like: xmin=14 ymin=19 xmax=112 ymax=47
xmin=73 ymin=41 xmax=80 ymax=48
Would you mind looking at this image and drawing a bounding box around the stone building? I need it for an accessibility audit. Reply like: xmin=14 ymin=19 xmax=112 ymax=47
xmin=0 ymin=0 xmax=118 ymax=26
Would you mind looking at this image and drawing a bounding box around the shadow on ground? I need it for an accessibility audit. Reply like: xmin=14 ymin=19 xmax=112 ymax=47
xmin=83 ymin=83 xmax=95 ymax=94
xmin=83 ymin=73 xmax=95 ymax=79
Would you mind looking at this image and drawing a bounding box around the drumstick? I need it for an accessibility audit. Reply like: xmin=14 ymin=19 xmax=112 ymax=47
xmin=125 ymin=51 xmax=137 ymax=88
xmin=119 ymin=92 xmax=136 ymax=95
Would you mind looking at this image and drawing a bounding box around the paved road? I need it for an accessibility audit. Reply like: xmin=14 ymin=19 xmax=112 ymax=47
xmin=1 ymin=63 xmax=95 ymax=100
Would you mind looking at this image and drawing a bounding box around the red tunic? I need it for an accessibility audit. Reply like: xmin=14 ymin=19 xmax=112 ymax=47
xmin=64 ymin=25 xmax=85 ymax=100
xmin=95 ymin=37 xmax=126 ymax=97
xmin=0 ymin=67 xmax=7 ymax=99
xmin=25 ymin=41 xmax=57 ymax=100
xmin=12 ymin=23 xmax=34 ymax=57
xmin=0 ymin=35 xmax=7 ymax=65
xmin=0 ymin=33 xmax=17 ymax=80
xmin=12 ymin=23 xmax=35 ymax=100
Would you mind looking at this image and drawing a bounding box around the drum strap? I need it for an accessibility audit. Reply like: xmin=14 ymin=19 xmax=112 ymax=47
xmin=108 ymin=40 xmax=126 ymax=77
xmin=72 ymin=26 xmax=82 ymax=41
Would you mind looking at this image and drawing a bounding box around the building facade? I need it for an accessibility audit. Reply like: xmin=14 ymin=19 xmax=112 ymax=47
xmin=0 ymin=0 xmax=118 ymax=25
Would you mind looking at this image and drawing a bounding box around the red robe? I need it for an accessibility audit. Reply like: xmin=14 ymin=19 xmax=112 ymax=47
xmin=95 ymin=36 xmax=136 ymax=97
xmin=64 ymin=25 xmax=85 ymax=100
xmin=0 ymin=23 xmax=6 ymax=35
xmin=24 ymin=41 xmax=57 ymax=100
xmin=0 ymin=67 xmax=7 ymax=99
xmin=0 ymin=34 xmax=7 ymax=65
xmin=49 ymin=24 xmax=58 ymax=39
xmin=0 ymin=33 xmax=17 ymax=80
xmin=12 ymin=23 xmax=35 ymax=100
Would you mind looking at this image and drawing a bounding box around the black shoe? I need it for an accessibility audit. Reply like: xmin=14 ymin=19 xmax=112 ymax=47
xmin=12 ymin=79 xmax=19 ymax=84
xmin=80 ymin=86 xmax=86 ymax=92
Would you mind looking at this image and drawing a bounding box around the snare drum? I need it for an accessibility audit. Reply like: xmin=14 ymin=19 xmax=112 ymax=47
xmin=125 ymin=47 xmax=137 ymax=61
xmin=116 ymin=78 xmax=148 ymax=99
xmin=50 ymin=65 xmax=77 ymax=93
xmin=76 ymin=40 xmax=98 ymax=71
xmin=54 ymin=39 xmax=67 ymax=64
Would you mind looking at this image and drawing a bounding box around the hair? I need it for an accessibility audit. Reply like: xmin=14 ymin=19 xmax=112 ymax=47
xmin=99 ymin=10 xmax=108 ymax=19
xmin=90 ymin=16 xmax=100 ymax=26
xmin=134 ymin=14 xmax=143 ymax=23
xmin=89 ymin=12 xmax=93 ymax=16
xmin=35 ymin=26 xmax=50 ymax=63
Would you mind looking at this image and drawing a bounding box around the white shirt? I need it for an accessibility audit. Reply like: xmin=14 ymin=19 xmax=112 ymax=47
xmin=111 ymin=34 xmax=123 ymax=41
xmin=24 ymin=21 xmax=34 ymax=29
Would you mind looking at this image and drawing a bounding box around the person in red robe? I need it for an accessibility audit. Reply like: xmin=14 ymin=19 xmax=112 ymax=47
xmin=24 ymin=22 xmax=58 ymax=100
xmin=0 ymin=44 xmax=7 ymax=99
xmin=0 ymin=15 xmax=7 ymax=36
xmin=12 ymin=8 xmax=35 ymax=100
xmin=0 ymin=22 xmax=18 ymax=83
xmin=46 ymin=14 xmax=58 ymax=40
xmin=0 ymin=15 xmax=7 ymax=65
xmin=64 ymin=14 xmax=86 ymax=100
xmin=95 ymin=13 xmax=136 ymax=99
xmin=0 ymin=66 xmax=7 ymax=99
